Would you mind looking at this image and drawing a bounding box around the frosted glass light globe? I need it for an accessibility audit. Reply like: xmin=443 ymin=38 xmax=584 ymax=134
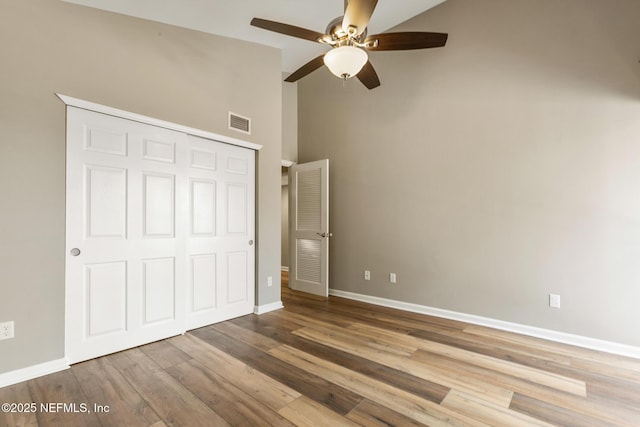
xmin=323 ymin=46 xmax=368 ymax=79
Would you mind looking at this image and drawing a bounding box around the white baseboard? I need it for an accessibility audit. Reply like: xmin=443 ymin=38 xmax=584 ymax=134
xmin=281 ymin=266 xmax=289 ymax=272
xmin=329 ymin=289 xmax=640 ymax=359
xmin=254 ymin=301 xmax=284 ymax=315
xmin=0 ymin=358 xmax=69 ymax=389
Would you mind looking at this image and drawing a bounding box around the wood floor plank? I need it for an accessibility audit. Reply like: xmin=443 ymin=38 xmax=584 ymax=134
xmin=293 ymin=325 xmax=515 ymax=408
xmin=139 ymin=339 xmax=192 ymax=369
xmin=464 ymin=325 xmax=640 ymax=374
xmin=409 ymin=325 xmax=640 ymax=411
xmin=72 ymin=357 xmax=162 ymax=427
xmin=168 ymin=334 xmax=301 ymax=412
xmin=441 ymin=389 xmax=555 ymax=427
xmin=0 ymin=382 xmax=38 ymax=427
xmin=106 ymin=348 xmax=230 ymax=427
xmin=510 ymin=392 xmax=620 ymax=427
xmin=571 ymin=356 xmax=640 ymax=383
xmin=584 ymin=375 xmax=640 ymax=410
xmin=302 ymin=299 xmax=571 ymax=384
xmin=296 ymin=321 xmax=418 ymax=357
xmin=28 ymin=370 xmax=102 ymax=427
xmin=274 ymin=307 xmax=354 ymax=330
xmin=283 ymin=298 xmax=439 ymax=335
xmin=211 ymin=320 xmax=283 ymax=351
xmin=292 ymin=300 xmax=584 ymax=394
xmin=191 ymin=326 xmax=364 ymax=416
xmin=166 ymin=359 xmax=295 ymax=426
xmin=230 ymin=312 xmax=450 ymax=404
xmin=410 ymin=347 xmax=554 ymax=399
xmin=301 ymin=294 xmax=581 ymax=376
xmin=410 ymin=349 xmax=640 ymax=426
xmin=409 ymin=323 xmax=573 ymax=367
xmin=286 ymin=304 xmax=417 ymax=336
xmin=232 ymin=311 xmax=313 ymax=335
xmin=349 ymin=322 xmax=587 ymax=396
xmin=278 ymin=397 xmax=361 ymax=427
xmin=298 ymin=294 xmax=479 ymax=338
xmin=411 ymin=324 xmax=640 ymax=406
xmin=270 ymin=344 xmax=489 ymax=427
xmin=346 ymin=399 xmax=428 ymax=427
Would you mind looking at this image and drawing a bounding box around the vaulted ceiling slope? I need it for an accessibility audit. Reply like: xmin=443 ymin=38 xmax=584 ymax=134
xmin=61 ymin=0 xmax=446 ymax=73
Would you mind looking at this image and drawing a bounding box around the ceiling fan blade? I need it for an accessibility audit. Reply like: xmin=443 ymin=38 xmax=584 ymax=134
xmin=365 ymin=32 xmax=448 ymax=51
xmin=285 ymin=55 xmax=326 ymax=83
xmin=356 ymin=61 xmax=380 ymax=90
xmin=251 ymin=18 xmax=326 ymax=43
xmin=342 ymin=0 xmax=378 ymax=36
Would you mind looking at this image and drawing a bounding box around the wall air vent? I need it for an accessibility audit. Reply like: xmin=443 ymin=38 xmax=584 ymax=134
xmin=228 ymin=112 xmax=251 ymax=135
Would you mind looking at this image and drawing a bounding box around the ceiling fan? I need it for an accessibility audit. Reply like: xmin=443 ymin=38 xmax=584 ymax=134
xmin=251 ymin=0 xmax=448 ymax=89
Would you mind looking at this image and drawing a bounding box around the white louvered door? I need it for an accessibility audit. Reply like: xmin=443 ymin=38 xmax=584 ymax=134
xmin=289 ymin=159 xmax=329 ymax=297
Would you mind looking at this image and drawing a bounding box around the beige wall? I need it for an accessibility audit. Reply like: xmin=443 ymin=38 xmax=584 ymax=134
xmin=0 ymin=0 xmax=282 ymax=374
xmin=281 ymin=75 xmax=296 ymax=269
xmin=282 ymin=77 xmax=298 ymax=163
xmin=281 ymin=181 xmax=289 ymax=268
xmin=298 ymin=0 xmax=640 ymax=346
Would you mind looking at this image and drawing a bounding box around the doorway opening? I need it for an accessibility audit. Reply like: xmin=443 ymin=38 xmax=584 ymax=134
xmin=281 ymin=164 xmax=290 ymax=291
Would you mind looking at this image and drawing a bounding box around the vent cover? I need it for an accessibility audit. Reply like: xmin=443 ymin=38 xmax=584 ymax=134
xmin=228 ymin=112 xmax=251 ymax=135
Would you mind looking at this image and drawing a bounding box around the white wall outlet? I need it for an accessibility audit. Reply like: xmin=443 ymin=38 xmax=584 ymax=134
xmin=267 ymin=276 xmax=273 ymax=287
xmin=364 ymin=270 xmax=371 ymax=281
xmin=390 ymin=273 xmax=397 ymax=284
xmin=549 ymin=293 xmax=561 ymax=308
xmin=0 ymin=321 xmax=14 ymax=340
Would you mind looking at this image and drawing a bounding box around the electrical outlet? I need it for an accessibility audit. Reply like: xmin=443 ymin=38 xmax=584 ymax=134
xmin=364 ymin=270 xmax=371 ymax=281
xmin=267 ymin=276 xmax=273 ymax=287
xmin=390 ymin=273 xmax=397 ymax=284
xmin=549 ymin=294 xmax=561 ymax=308
xmin=0 ymin=321 xmax=14 ymax=340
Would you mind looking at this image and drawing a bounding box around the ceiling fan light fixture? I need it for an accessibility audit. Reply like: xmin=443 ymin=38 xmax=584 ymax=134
xmin=323 ymin=46 xmax=368 ymax=80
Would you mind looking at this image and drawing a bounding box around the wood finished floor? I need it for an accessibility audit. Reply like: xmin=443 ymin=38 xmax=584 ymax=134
xmin=2 ymin=272 xmax=640 ymax=426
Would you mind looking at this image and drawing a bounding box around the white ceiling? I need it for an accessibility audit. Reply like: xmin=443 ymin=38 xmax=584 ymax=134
xmin=62 ymin=0 xmax=446 ymax=73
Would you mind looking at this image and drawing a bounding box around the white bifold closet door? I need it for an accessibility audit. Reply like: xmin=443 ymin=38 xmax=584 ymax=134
xmin=186 ymin=135 xmax=255 ymax=330
xmin=65 ymin=107 xmax=255 ymax=364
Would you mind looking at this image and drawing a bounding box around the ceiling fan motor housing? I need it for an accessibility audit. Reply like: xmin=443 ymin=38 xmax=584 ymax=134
xmin=325 ymin=16 xmax=367 ymax=45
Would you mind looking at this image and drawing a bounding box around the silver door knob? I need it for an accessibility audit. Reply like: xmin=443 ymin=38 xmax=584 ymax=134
xmin=248 ymin=240 xmax=254 ymax=246
xmin=70 ymin=248 xmax=81 ymax=256
xmin=317 ymin=232 xmax=333 ymax=238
